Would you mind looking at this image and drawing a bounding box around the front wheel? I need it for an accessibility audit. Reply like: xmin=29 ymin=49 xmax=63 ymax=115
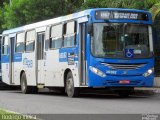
xmin=20 ymin=72 xmax=38 ymax=94
xmin=21 ymin=72 xmax=30 ymax=94
xmin=65 ymin=71 xmax=79 ymax=97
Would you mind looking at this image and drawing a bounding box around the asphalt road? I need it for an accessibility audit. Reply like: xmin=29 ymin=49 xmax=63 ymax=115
xmin=0 ymin=89 xmax=160 ymax=120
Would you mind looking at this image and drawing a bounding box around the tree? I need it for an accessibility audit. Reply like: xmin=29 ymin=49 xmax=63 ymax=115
xmin=2 ymin=0 xmax=28 ymax=29
xmin=2 ymin=0 xmax=71 ymax=29
xmin=0 ymin=0 xmax=160 ymax=31
xmin=1 ymin=0 xmax=84 ymax=30
xmin=0 ymin=0 xmax=9 ymax=7
xmin=81 ymin=0 xmax=160 ymax=10
xmin=22 ymin=0 xmax=63 ymax=24
xmin=150 ymin=2 xmax=160 ymax=20
xmin=0 ymin=7 xmax=4 ymax=33
xmin=61 ymin=0 xmax=84 ymax=14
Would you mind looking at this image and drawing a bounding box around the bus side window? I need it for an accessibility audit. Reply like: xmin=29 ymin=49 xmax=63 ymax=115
xmin=50 ymin=24 xmax=63 ymax=49
xmin=15 ymin=32 xmax=25 ymax=53
xmin=25 ymin=30 xmax=35 ymax=52
xmin=45 ymin=26 xmax=50 ymax=50
xmin=63 ymin=21 xmax=76 ymax=47
xmin=2 ymin=36 xmax=9 ymax=55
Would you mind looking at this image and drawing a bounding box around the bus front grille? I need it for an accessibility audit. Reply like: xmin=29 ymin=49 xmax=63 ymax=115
xmin=102 ymin=63 xmax=146 ymax=70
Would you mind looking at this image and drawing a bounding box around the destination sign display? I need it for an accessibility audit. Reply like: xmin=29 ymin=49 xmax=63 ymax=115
xmin=95 ymin=11 xmax=149 ymax=21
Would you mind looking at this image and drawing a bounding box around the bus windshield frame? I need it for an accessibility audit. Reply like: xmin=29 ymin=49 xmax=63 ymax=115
xmin=91 ymin=23 xmax=153 ymax=58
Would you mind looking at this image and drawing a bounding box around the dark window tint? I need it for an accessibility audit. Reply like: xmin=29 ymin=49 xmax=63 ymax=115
xmin=63 ymin=21 xmax=76 ymax=47
xmin=37 ymin=32 xmax=45 ymax=60
xmin=50 ymin=24 xmax=62 ymax=49
xmin=2 ymin=36 xmax=9 ymax=55
xmin=26 ymin=30 xmax=35 ymax=52
xmin=15 ymin=32 xmax=25 ymax=53
xmin=45 ymin=26 xmax=50 ymax=50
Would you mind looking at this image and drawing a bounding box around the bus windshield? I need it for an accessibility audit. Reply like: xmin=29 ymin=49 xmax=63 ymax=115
xmin=91 ymin=23 xmax=152 ymax=58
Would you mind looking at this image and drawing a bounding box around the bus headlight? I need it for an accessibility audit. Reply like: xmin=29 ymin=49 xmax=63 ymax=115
xmin=89 ymin=66 xmax=106 ymax=77
xmin=143 ymin=68 xmax=154 ymax=77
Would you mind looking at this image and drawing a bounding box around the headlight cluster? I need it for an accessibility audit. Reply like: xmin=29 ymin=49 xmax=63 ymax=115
xmin=89 ymin=66 xmax=106 ymax=77
xmin=143 ymin=68 xmax=154 ymax=77
xmin=89 ymin=66 xmax=153 ymax=78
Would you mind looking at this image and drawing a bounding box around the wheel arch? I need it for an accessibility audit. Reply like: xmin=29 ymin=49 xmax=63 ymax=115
xmin=64 ymin=68 xmax=72 ymax=87
xmin=20 ymin=70 xmax=25 ymax=83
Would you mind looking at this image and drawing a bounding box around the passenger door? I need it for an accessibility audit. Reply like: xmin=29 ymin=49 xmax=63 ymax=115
xmin=9 ymin=35 xmax=16 ymax=84
xmin=1 ymin=36 xmax=10 ymax=84
xmin=79 ymin=23 xmax=87 ymax=86
xmin=37 ymin=32 xmax=45 ymax=84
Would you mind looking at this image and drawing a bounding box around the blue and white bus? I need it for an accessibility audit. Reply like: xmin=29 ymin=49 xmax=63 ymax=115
xmin=1 ymin=8 xmax=154 ymax=97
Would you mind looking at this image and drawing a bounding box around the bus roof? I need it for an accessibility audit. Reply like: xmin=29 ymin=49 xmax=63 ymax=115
xmin=2 ymin=8 xmax=151 ymax=35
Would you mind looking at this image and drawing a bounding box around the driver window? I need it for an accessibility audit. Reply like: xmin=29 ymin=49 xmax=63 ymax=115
xmin=103 ymin=26 xmax=116 ymax=51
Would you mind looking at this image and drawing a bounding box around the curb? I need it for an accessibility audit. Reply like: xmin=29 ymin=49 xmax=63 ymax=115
xmin=134 ymin=87 xmax=160 ymax=94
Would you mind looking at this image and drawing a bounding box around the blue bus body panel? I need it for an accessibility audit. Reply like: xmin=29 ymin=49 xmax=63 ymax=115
xmin=1 ymin=53 xmax=22 ymax=63
xmin=87 ymin=57 xmax=154 ymax=87
xmin=59 ymin=47 xmax=78 ymax=63
xmin=1 ymin=55 xmax=9 ymax=63
xmin=84 ymin=9 xmax=153 ymax=87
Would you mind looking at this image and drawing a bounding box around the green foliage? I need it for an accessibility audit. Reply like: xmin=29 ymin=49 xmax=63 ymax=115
xmin=150 ymin=2 xmax=160 ymax=20
xmin=22 ymin=0 xmax=62 ymax=24
xmin=0 ymin=0 xmax=8 ymax=7
xmin=2 ymin=0 xmax=28 ymax=29
xmin=1 ymin=0 xmax=67 ymax=29
xmin=64 ymin=0 xmax=84 ymax=13
xmin=0 ymin=0 xmax=160 ymax=32
xmin=0 ymin=7 xmax=4 ymax=33
xmin=0 ymin=0 xmax=84 ymax=30
xmin=82 ymin=0 xmax=159 ymax=10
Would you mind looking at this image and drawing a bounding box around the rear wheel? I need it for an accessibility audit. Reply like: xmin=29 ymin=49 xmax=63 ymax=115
xmin=65 ymin=71 xmax=79 ymax=97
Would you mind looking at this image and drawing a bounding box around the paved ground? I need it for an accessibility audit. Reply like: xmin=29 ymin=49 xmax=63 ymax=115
xmin=0 ymin=89 xmax=160 ymax=120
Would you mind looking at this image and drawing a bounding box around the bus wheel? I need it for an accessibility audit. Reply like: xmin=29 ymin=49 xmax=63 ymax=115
xmin=65 ymin=72 xmax=79 ymax=97
xmin=21 ymin=72 xmax=30 ymax=94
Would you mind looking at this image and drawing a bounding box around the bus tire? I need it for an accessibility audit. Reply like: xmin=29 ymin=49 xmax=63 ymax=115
xmin=20 ymin=72 xmax=31 ymax=94
xmin=65 ymin=71 xmax=79 ymax=97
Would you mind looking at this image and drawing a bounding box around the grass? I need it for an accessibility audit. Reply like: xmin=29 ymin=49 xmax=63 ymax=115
xmin=0 ymin=108 xmax=36 ymax=120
